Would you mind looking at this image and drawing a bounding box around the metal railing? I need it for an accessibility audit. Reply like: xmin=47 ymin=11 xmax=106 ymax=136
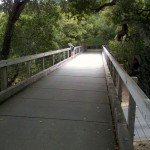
xmin=0 ymin=46 xmax=83 ymax=102
xmin=102 ymin=45 xmax=150 ymax=148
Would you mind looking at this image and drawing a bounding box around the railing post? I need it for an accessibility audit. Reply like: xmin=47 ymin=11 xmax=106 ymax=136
xmin=117 ymin=64 xmax=123 ymax=102
xmin=52 ymin=55 xmax=55 ymax=65
xmin=42 ymin=57 xmax=45 ymax=70
xmin=112 ymin=66 xmax=116 ymax=86
xmin=68 ymin=50 xmax=70 ymax=58
xmin=63 ymin=51 xmax=66 ymax=60
xmin=128 ymin=77 xmax=138 ymax=142
xmin=74 ymin=48 xmax=76 ymax=55
xmin=59 ymin=53 xmax=61 ymax=62
xmin=118 ymin=76 xmax=122 ymax=102
xmin=109 ymin=61 xmax=113 ymax=76
xmin=107 ymin=58 xmax=111 ymax=73
xmin=26 ymin=61 xmax=31 ymax=78
xmin=1 ymin=67 xmax=7 ymax=90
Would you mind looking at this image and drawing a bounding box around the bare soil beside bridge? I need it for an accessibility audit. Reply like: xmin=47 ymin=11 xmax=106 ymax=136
xmin=134 ymin=141 xmax=150 ymax=150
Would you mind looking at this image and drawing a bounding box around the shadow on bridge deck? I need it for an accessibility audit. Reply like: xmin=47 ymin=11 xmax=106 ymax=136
xmin=0 ymin=51 xmax=116 ymax=150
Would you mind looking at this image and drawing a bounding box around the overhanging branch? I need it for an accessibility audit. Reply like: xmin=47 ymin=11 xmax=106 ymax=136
xmin=138 ymin=9 xmax=150 ymax=15
xmin=95 ymin=0 xmax=117 ymax=12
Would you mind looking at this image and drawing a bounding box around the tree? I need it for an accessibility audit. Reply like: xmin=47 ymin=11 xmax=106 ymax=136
xmin=10 ymin=1 xmax=63 ymax=57
xmin=0 ymin=0 xmax=30 ymax=60
xmin=0 ymin=0 xmax=121 ymax=60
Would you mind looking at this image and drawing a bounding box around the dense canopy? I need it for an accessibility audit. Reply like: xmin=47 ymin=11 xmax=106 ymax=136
xmin=0 ymin=0 xmax=150 ymax=96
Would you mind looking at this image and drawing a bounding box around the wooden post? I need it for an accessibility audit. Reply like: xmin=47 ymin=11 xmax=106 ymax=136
xmin=109 ymin=61 xmax=113 ymax=76
xmin=128 ymin=77 xmax=138 ymax=142
xmin=77 ymin=48 xmax=79 ymax=53
xmin=63 ymin=52 xmax=66 ymax=60
xmin=74 ymin=48 xmax=76 ymax=55
xmin=59 ymin=53 xmax=61 ymax=62
xmin=112 ymin=66 xmax=116 ymax=86
xmin=118 ymin=76 xmax=122 ymax=102
xmin=42 ymin=57 xmax=45 ymax=70
xmin=107 ymin=58 xmax=110 ymax=70
xmin=1 ymin=67 xmax=7 ymax=90
xmin=117 ymin=64 xmax=123 ymax=102
xmin=26 ymin=61 xmax=31 ymax=78
xmin=68 ymin=50 xmax=70 ymax=58
xmin=52 ymin=55 xmax=55 ymax=65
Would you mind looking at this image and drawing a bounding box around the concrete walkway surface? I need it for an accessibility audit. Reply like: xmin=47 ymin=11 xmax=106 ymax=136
xmin=0 ymin=51 xmax=116 ymax=150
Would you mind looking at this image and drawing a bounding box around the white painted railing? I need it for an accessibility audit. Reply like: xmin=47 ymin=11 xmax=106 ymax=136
xmin=0 ymin=46 xmax=82 ymax=102
xmin=103 ymin=45 xmax=150 ymax=142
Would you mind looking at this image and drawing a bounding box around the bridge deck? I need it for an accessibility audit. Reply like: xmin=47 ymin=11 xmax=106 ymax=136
xmin=0 ymin=51 xmax=116 ymax=150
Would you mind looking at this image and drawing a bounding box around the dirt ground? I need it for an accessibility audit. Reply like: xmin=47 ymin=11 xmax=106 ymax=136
xmin=134 ymin=141 xmax=150 ymax=150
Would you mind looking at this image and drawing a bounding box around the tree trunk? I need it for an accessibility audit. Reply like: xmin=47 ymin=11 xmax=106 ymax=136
xmin=0 ymin=0 xmax=30 ymax=60
xmin=1 ymin=17 xmax=15 ymax=60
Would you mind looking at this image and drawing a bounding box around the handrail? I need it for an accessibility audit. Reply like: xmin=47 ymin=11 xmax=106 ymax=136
xmin=0 ymin=47 xmax=81 ymax=67
xmin=0 ymin=46 xmax=82 ymax=102
xmin=103 ymin=45 xmax=150 ymax=129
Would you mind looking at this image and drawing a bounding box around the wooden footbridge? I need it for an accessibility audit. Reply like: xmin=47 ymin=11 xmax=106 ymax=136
xmin=0 ymin=46 xmax=150 ymax=150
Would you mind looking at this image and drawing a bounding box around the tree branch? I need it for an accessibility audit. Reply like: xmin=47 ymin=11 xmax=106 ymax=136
xmin=138 ymin=9 xmax=150 ymax=15
xmin=95 ymin=0 xmax=117 ymax=12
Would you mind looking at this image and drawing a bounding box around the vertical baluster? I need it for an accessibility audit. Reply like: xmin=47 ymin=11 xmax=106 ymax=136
xmin=68 ymin=50 xmax=70 ymax=58
xmin=59 ymin=53 xmax=61 ymax=62
xmin=117 ymin=75 xmax=122 ymax=102
xmin=42 ymin=57 xmax=45 ymax=70
xmin=117 ymin=64 xmax=123 ymax=102
xmin=74 ymin=48 xmax=76 ymax=55
xmin=109 ymin=61 xmax=113 ymax=76
xmin=26 ymin=61 xmax=31 ymax=78
xmin=1 ymin=67 xmax=7 ymax=90
xmin=52 ymin=55 xmax=55 ymax=65
xmin=112 ymin=66 xmax=116 ymax=85
xmin=63 ymin=51 xmax=66 ymax=60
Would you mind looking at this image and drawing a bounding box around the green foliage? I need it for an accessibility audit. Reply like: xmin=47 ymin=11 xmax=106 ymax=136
xmin=109 ymin=0 xmax=150 ymax=60
xmin=0 ymin=0 xmax=117 ymax=58
xmin=0 ymin=0 xmax=149 ymax=61
xmin=10 ymin=1 xmax=62 ymax=57
xmin=107 ymin=0 xmax=150 ymax=97
xmin=0 ymin=0 xmax=150 ymax=96
xmin=84 ymin=12 xmax=116 ymax=46
xmin=0 ymin=11 xmax=7 ymax=48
